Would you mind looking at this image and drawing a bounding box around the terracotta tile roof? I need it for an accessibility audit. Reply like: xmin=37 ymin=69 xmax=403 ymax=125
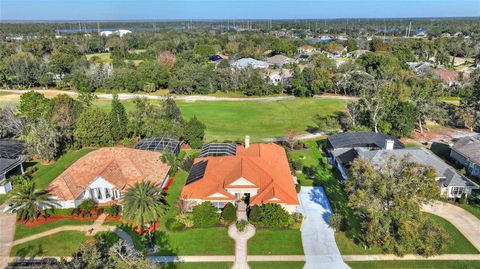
xmin=181 ymin=143 xmax=299 ymax=205
xmin=433 ymin=69 xmax=459 ymax=83
xmin=48 ymin=147 xmax=170 ymax=201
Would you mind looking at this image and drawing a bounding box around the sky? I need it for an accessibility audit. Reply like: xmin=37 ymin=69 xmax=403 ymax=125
xmin=1 ymin=0 xmax=479 ymax=21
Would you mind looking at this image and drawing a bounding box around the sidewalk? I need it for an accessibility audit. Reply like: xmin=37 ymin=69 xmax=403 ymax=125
xmin=0 ymin=211 xmax=17 ymax=269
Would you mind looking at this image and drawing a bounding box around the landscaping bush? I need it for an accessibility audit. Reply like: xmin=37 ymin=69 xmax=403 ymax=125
xmin=236 ymin=220 xmax=249 ymax=232
xmin=290 ymin=212 xmax=303 ymax=229
xmin=192 ymin=201 xmax=219 ymax=228
xmin=165 ymin=217 xmax=186 ymax=231
xmin=175 ymin=213 xmax=194 ymax=228
xmin=291 ymin=159 xmax=304 ymax=171
xmin=94 ymin=231 xmax=120 ymax=247
xmin=328 ymin=213 xmax=343 ymax=232
xmin=222 ymin=202 xmax=237 ymax=223
xmin=104 ymin=204 xmax=122 ymax=217
xmin=295 ymin=184 xmax=301 ymax=193
xmin=261 ymin=204 xmax=291 ymax=228
xmin=248 ymin=204 xmax=262 ymax=223
xmin=75 ymin=199 xmax=96 ymax=217
xmin=458 ymin=193 xmax=468 ymax=204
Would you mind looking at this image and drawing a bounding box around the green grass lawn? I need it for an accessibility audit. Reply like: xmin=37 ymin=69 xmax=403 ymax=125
xmin=0 ymin=194 xmax=8 ymax=206
xmin=426 ymin=213 xmax=479 ymax=254
xmin=15 ymin=218 xmax=94 ymax=240
xmin=459 ymin=204 xmax=480 ymax=220
xmin=161 ymin=170 xmax=188 ymax=230
xmin=154 ymin=227 xmax=234 ymax=256
xmin=93 ymin=98 xmax=349 ymax=141
xmin=346 ymin=260 xmax=480 ymax=269
xmin=31 ymin=148 xmax=96 ymax=189
xmin=249 ymin=262 xmax=305 ymax=269
xmin=11 ymin=231 xmax=87 ymax=257
xmin=248 ymin=229 xmax=304 ymax=255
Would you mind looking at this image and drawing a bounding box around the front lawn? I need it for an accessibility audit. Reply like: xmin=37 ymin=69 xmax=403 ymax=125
xmin=154 ymin=227 xmax=234 ymax=256
xmin=346 ymin=260 xmax=480 ymax=269
xmin=161 ymin=170 xmax=188 ymax=230
xmin=15 ymin=218 xmax=94 ymax=240
xmin=249 ymin=262 xmax=305 ymax=269
xmin=248 ymin=229 xmax=304 ymax=255
xmin=459 ymin=204 xmax=480 ymax=220
xmin=32 ymin=148 xmax=96 ymax=189
xmin=426 ymin=213 xmax=479 ymax=254
xmin=11 ymin=231 xmax=87 ymax=257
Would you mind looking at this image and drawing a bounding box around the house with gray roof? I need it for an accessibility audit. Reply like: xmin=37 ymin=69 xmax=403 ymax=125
xmin=231 ymin=58 xmax=270 ymax=69
xmin=264 ymin=55 xmax=295 ymax=67
xmin=450 ymin=135 xmax=480 ymax=178
xmin=326 ymin=132 xmax=404 ymax=179
xmin=325 ymin=132 xmax=477 ymax=198
xmin=0 ymin=140 xmax=26 ymax=194
xmin=359 ymin=148 xmax=477 ymax=199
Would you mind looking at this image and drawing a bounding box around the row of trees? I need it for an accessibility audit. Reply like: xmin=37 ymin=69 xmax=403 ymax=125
xmin=0 ymin=91 xmax=206 ymax=161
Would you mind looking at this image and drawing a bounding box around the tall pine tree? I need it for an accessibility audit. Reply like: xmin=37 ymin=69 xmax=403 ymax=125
xmin=110 ymin=94 xmax=128 ymax=143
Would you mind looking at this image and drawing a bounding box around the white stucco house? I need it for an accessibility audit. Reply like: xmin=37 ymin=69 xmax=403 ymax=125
xmin=48 ymin=147 xmax=170 ymax=208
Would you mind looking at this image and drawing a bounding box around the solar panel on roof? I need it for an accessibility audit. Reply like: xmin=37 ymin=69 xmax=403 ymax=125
xmin=135 ymin=137 xmax=181 ymax=156
xmin=199 ymin=143 xmax=236 ymax=157
xmin=186 ymin=160 xmax=208 ymax=185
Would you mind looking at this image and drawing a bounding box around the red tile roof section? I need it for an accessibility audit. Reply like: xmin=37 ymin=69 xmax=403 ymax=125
xmin=48 ymin=147 xmax=170 ymax=201
xmin=181 ymin=143 xmax=299 ymax=205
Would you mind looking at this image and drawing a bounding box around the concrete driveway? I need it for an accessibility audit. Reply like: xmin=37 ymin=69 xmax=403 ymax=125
xmin=297 ymin=186 xmax=350 ymax=269
xmin=0 ymin=208 xmax=16 ymax=269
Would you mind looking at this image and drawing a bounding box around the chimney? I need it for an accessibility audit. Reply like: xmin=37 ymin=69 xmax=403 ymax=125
xmin=245 ymin=135 xmax=250 ymax=149
xmin=385 ymin=139 xmax=395 ymax=150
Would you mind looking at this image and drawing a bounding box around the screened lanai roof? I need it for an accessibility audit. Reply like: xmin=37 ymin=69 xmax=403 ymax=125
xmin=327 ymin=132 xmax=404 ymax=150
xmin=135 ymin=138 xmax=181 ymax=156
xmin=0 ymin=140 xmax=26 ymax=159
xmin=199 ymin=143 xmax=237 ymax=158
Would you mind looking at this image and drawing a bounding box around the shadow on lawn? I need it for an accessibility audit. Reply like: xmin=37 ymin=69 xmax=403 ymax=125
xmin=14 ymin=244 xmax=44 ymax=258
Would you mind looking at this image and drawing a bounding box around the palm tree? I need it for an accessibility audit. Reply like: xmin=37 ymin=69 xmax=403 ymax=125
xmin=122 ymin=181 xmax=168 ymax=246
xmin=8 ymin=181 xmax=59 ymax=221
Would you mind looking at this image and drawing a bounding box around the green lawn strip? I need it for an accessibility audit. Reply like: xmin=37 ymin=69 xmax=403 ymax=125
xmin=346 ymin=260 xmax=480 ymax=269
xmin=11 ymin=231 xmax=87 ymax=257
xmin=335 ymin=232 xmax=383 ymax=255
xmin=249 ymin=262 xmax=305 ymax=269
xmin=459 ymin=204 xmax=480 ymax=220
xmin=154 ymin=227 xmax=233 ymax=256
xmin=32 ymin=148 xmax=96 ymax=189
xmin=248 ymin=229 xmax=304 ymax=255
xmin=15 ymin=218 xmax=94 ymax=240
xmin=161 ymin=170 xmax=188 ymax=230
xmin=160 ymin=263 xmax=232 ymax=269
xmin=425 ymin=213 xmax=479 ymax=254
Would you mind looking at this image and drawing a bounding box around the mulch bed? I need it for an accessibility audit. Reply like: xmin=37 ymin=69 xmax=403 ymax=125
xmin=17 ymin=215 xmax=98 ymax=227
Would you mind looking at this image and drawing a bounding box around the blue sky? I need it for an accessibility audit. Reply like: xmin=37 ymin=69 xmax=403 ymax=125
xmin=1 ymin=0 xmax=479 ymax=20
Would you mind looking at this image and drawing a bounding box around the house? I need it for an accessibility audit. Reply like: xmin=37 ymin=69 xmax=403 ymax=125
xmin=450 ymin=135 xmax=480 ymax=178
xmin=264 ymin=55 xmax=295 ymax=67
xmin=267 ymin=69 xmax=293 ymax=86
xmin=297 ymin=45 xmax=316 ymax=55
xmin=181 ymin=137 xmax=299 ymax=213
xmin=100 ymin=31 xmax=113 ymax=37
xmin=326 ymin=132 xmax=404 ymax=179
xmin=433 ymin=69 xmax=460 ymax=87
xmin=347 ymin=49 xmax=369 ymax=59
xmin=208 ymin=54 xmax=229 ymax=64
xmin=115 ymin=29 xmax=132 ymax=37
xmin=135 ymin=137 xmax=182 ymax=156
xmin=231 ymin=58 xmax=270 ymax=69
xmin=407 ymin=62 xmax=433 ymax=76
xmin=48 ymin=147 xmax=170 ymax=208
xmin=0 ymin=140 xmax=26 ymax=194
xmin=326 ymin=132 xmax=478 ymax=198
xmin=359 ymin=148 xmax=477 ymax=199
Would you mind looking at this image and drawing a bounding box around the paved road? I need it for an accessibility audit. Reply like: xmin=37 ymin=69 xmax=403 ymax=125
xmin=297 ymin=186 xmax=350 ymax=269
xmin=422 ymin=201 xmax=480 ymax=252
xmin=0 ymin=209 xmax=16 ymax=269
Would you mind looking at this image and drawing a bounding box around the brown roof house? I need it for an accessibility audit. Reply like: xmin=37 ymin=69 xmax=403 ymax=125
xmin=433 ymin=69 xmax=460 ymax=87
xmin=48 ymin=147 xmax=170 ymax=208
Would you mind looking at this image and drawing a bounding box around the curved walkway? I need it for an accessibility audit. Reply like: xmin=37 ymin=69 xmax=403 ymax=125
xmin=228 ymin=201 xmax=256 ymax=269
xmin=0 ymin=210 xmax=16 ymax=269
xmin=422 ymin=201 xmax=480 ymax=252
xmin=11 ymin=214 xmax=134 ymax=250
